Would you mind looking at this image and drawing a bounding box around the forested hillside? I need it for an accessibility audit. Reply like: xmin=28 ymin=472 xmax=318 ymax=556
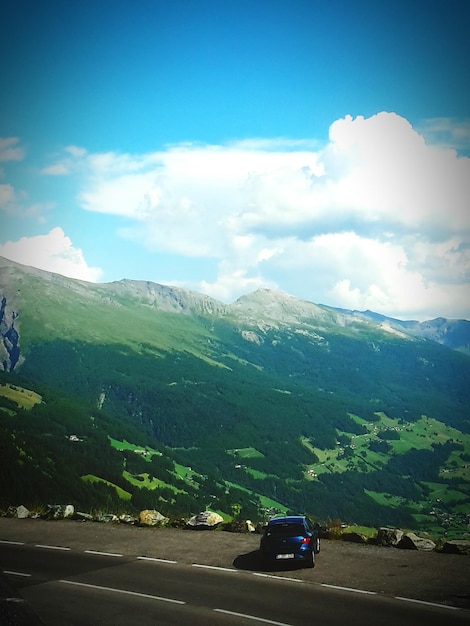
xmin=1 ymin=258 xmax=469 ymax=534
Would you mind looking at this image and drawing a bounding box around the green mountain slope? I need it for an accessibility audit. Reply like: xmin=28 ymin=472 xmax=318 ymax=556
xmin=1 ymin=257 xmax=469 ymax=533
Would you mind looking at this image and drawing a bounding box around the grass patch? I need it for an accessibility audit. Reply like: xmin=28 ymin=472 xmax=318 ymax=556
xmin=227 ymin=447 xmax=265 ymax=459
xmin=257 ymin=495 xmax=288 ymax=513
xmin=245 ymin=467 xmax=269 ymax=479
xmin=364 ymin=489 xmax=400 ymax=507
xmin=18 ymin=273 xmax=227 ymax=367
xmin=109 ymin=437 xmax=161 ymax=459
xmin=123 ymin=471 xmax=186 ymax=494
xmin=342 ymin=525 xmax=377 ymax=539
xmin=364 ymin=489 xmax=419 ymax=510
xmin=0 ymin=384 xmax=42 ymax=410
xmin=224 ymin=480 xmax=288 ymax=514
xmin=307 ymin=412 xmax=470 ymax=480
xmin=81 ymin=474 xmax=131 ymax=500
xmin=0 ymin=407 xmax=16 ymax=416
xmin=422 ymin=481 xmax=469 ymax=504
xmin=172 ymin=463 xmax=201 ymax=486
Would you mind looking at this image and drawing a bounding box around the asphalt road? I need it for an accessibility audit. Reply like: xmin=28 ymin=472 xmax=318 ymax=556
xmin=1 ymin=542 xmax=469 ymax=626
xmin=1 ymin=518 xmax=469 ymax=625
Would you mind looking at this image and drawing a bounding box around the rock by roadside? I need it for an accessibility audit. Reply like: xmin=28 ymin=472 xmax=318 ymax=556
xmin=7 ymin=506 xmax=469 ymax=554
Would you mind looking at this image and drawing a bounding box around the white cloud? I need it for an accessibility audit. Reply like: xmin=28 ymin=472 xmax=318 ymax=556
xmin=0 ymin=137 xmax=55 ymax=219
xmin=0 ymin=137 xmax=25 ymax=162
xmin=321 ymin=113 xmax=470 ymax=233
xmin=40 ymin=144 xmax=88 ymax=177
xmin=75 ymin=112 xmax=469 ymax=318
xmin=0 ymin=183 xmax=52 ymax=220
xmin=65 ymin=145 xmax=87 ymax=158
xmin=198 ymin=267 xmax=274 ymax=303
xmin=418 ymin=117 xmax=470 ymax=153
xmin=0 ymin=227 xmax=103 ymax=282
xmin=80 ymin=142 xmax=323 ymax=261
xmin=0 ymin=184 xmax=16 ymax=210
xmin=41 ymin=163 xmax=70 ymax=176
xmin=12 ymin=112 xmax=465 ymax=320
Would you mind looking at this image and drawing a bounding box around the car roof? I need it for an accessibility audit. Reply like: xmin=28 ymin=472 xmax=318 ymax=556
xmin=267 ymin=515 xmax=307 ymax=526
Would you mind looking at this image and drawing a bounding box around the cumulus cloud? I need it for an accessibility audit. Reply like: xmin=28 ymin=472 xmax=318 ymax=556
xmin=61 ymin=113 xmax=470 ymax=318
xmin=0 ymin=227 xmax=103 ymax=282
xmin=322 ymin=113 xmax=469 ymax=235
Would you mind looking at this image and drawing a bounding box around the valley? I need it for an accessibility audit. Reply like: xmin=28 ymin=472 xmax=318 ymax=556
xmin=0 ymin=256 xmax=469 ymax=537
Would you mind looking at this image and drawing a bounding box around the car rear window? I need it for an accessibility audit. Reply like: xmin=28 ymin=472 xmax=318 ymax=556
xmin=267 ymin=523 xmax=304 ymax=537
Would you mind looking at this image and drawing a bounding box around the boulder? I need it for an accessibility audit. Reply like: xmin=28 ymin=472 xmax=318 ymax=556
xmin=169 ymin=517 xmax=190 ymax=529
xmin=16 ymin=505 xmax=30 ymax=519
xmin=74 ymin=511 xmax=93 ymax=521
xmin=187 ymin=511 xmax=224 ymax=529
xmin=139 ymin=509 xmax=168 ymax=527
xmin=441 ymin=540 xmax=470 ymax=555
xmin=377 ymin=527 xmax=404 ymax=546
xmin=223 ymin=519 xmax=255 ymax=533
xmin=397 ymin=532 xmax=436 ymax=551
xmin=42 ymin=504 xmax=75 ymax=520
xmin=119 ymin=514 xmax=137 ymax=525
xmin=246 ymin=519 xmax=256 ymax=533
xmin=64 ymin=504 xmax=74 ymax=518
xmin=95 ymin=513 xmax=119 ymax=523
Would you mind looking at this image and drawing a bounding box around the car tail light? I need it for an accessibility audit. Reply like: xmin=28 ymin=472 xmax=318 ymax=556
xmin=301 ymin=537 xmax=310 ymax=544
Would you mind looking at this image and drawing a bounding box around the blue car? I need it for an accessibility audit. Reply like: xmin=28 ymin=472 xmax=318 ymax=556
xmin=259 ymin=515 xmax=320 ymax=568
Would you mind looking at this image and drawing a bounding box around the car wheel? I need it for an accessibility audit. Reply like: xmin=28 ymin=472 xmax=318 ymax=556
xmin=305 ymin=552 xmax=315 ymax=568
xmin=314 ymin=538 xmax=320 ymax=554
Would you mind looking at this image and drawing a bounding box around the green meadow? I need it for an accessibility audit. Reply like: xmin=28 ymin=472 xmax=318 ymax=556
xmin=0 ymin=383 xmax=42 ymax=410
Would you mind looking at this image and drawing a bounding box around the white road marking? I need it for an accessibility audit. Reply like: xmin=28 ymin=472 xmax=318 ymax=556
xmin=137 ymin=556 xmax=177 ymax=564
xmin=395 ymin=596 xmax=461 ymax=610
xmin=320 ymin=583 xmax=376 ymax=594
xmin=59 ymin=580 xmax=185 ymax=604
xmin=192 ymin=563 xmax=238 ymax=573
xmin=84 ymin=550 xmax=123 ymax=557
xmin=252 ymin=573 xmax=303 ymax=583
xmin=6 ymin=598 xmax=25 ymax=603
xmin=214 ymin=608 xmax=293 ymax=625
xmin=2 ymin=541 xmax=464 ymax=613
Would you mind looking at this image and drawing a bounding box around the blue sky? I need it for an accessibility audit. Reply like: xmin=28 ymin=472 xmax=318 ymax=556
xmin=1 ymin=0 xmax=469 ymax=320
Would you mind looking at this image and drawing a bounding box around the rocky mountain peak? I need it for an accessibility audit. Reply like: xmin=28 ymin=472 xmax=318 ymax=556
xmin=230 ymin=288 xmax=333 ymax=326
xmin=105 ymin=279 xmax=228 ymax=316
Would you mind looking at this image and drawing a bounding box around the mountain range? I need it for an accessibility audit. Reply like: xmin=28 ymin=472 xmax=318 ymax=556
xmin=1 ymin=256 xmax=469 ymax=534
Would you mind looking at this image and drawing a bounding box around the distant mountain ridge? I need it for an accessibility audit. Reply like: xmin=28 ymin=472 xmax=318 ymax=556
xmin=1 ymin=256 xmax=469 ymax=368
xmin=325 ymin=306 xmax=470 ymax=354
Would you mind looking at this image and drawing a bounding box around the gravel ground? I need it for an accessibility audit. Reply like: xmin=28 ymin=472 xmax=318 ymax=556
xmin=0 ymin=517 xmax=469 ymax=610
